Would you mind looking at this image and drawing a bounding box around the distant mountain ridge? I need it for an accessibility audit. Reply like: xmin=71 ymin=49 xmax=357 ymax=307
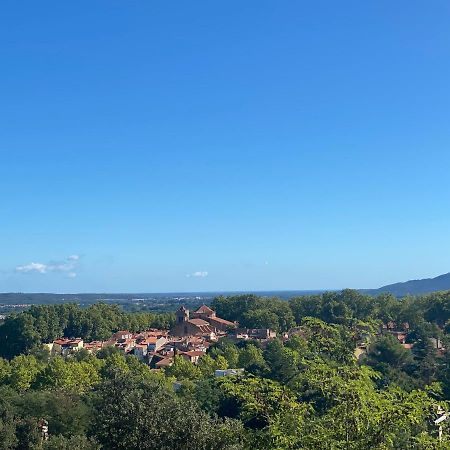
xmin=367 ymin=272 xmax=450 ymax=297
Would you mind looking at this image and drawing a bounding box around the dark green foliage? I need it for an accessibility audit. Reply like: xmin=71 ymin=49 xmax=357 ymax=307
xmin=0 ymin=389 xmax=18 ymax=449
xmin=211 ymin=295 xmax=295 ymax=332
xmin=366 ymin=335 xmax=414 ymax=369
xmin=43 ymin=435 xmax=100 ymax=450
xmin=90 ymin=368 xmax=245 ymax=450
xmin=290 ymin=289 xmax=375 ymax=325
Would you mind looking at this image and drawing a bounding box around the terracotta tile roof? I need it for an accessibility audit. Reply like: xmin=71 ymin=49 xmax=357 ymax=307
xmin=184 ymin=350 xmax=205 ymax=357
xmin=84 ymin=343 xmax=103 ymax=350
xmin=155 ymin=357 xmax=173 ymax=367
xmin=117 ymin=338 xmax=136 ymax=344
xmin=395 ymin=333 xmax=406 ymax=340
xmin=54 ymin=338 xmax=83 ymax=346
xmin=200 ymin=327 xmax=214 ymax=334
xmin=208 ymin=317 xmax=235 ymax=327
xmin=189 ymin=318 xmax=210 ymax=326
xmin=195 ymin=304 xmax=214 ymax=314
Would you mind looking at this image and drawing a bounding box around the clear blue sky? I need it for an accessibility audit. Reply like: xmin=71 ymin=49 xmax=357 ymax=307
xmin=1 ymin=1 xmax=450 ymax=293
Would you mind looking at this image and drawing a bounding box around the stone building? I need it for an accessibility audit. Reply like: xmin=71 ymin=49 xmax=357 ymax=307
xmin=171 ymin=305 xmax=235 ymax=337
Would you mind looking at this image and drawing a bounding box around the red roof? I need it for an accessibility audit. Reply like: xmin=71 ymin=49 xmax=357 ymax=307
xmin=208 ymin=316 xmax=235 ymax=327
xmin=189 ymin=318 xmax=210 ymax=326
xmin=54 ymin=338 xmax=83 ymax=346
xmin=195 ymin=304 xmax=214 ymax=314
xmin=184 ymin=350 xmax=205 ymax=357
xmin=146 ymin=331 xmax=168 ymax=337
xmin=188 ymin=319 xmax=214 ymax=334
xmin=155 ymin=357 xmax=173 ymax=367
xmin=85 ymin=342 xmax=103 ymax=349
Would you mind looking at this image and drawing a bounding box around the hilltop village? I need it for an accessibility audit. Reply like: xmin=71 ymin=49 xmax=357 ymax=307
xmin=44 ymin=305 xmax=277 ymax=370
xmin=43 ymin=303 xmax=446 ymax=372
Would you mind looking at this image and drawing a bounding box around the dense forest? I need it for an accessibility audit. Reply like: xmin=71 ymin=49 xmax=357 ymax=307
xmin=1 ymin=290 xmax=450 ymax=449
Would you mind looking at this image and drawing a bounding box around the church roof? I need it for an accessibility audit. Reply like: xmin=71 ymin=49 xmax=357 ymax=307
xmin=208 ymin=316 xmax=235 ymax=327
xmin=187 ymin=318 xmax=214 ymax=334
xmin=188 ymin=318 xmax=210 ymax=326
xmin=194 ymin=304 xmax=214 ymax=314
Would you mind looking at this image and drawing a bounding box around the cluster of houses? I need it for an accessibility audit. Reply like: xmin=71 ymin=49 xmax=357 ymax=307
xmin=381 ymin=321 xmax=413 ymax=349
xmin=45 ymin=304 xmax=447 ymax=370
xmin=45 ymin=305 xmax=279 ymax=369
xmin=351 ymin=321 xmax=446 ymax=359
xmin=381 ymin=321 xmax=445 ymax=353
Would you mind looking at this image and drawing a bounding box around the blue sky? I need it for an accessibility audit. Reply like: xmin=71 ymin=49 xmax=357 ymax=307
xmin=1 ymin=1 xmax=450 ymax=293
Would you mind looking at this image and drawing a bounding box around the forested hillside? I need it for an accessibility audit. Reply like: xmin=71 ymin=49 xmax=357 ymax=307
xmin=367 ymin=272 xmax=450 ymax=297
xmin=1 ymin=290 xmax=450 ymax=449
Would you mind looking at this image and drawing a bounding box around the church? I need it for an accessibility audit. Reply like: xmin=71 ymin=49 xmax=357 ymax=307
xmin=171 ymin=305 xmax=236 ymax=337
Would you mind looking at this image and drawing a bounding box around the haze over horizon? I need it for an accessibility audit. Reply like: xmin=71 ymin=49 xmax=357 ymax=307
xmin=2 ymin=1 xmax=450 ymax=293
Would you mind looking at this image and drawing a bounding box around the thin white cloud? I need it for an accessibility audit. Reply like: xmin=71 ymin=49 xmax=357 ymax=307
xmin=15 ymin=255 xmax=81 ymax=278
xmin=186 ymin=271 xmax=208 ymax=278
xmin=16 ymin=262 xmax=47 ymax=274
